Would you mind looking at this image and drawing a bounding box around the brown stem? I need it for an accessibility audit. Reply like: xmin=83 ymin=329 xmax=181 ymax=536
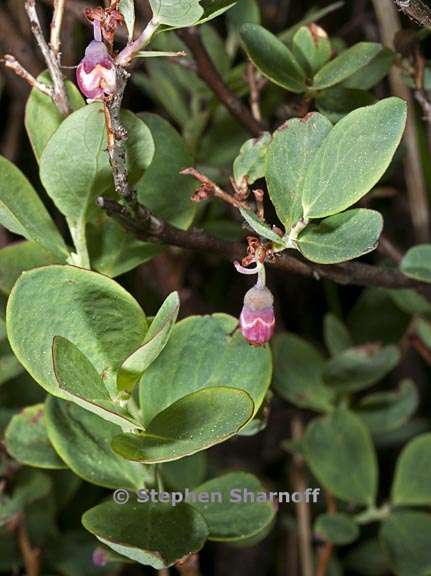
xmin=17 ymin=520 xmax=40 ymax=576
xmin=291 ymin=417 xmax=314 ymax=576
xmin=24 ymin=0 xmax=70 ymax=115
xmin=176 ymin=554 xmax=201 ymax=576
xmin=97 ymin=196 xmax=431 ymax=298
xmin=246 ymin=63 xmax=264 ymax=122
xmin=1 ymin=54 xmax=54 ymax=97
xmin=316 ymin=493 xmax=337 ymax=576
xmin=176 ymin=27 xmax=264 ymax=137
xmin=372 ymin=0 xmax=430 ymax=243
xmin=105 ymin=66 xmax=132 ymax=200
xmin=181 ymin=167 xmax=250 ymax=210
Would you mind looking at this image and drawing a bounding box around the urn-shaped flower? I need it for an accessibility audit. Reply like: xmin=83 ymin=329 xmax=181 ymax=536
xmin=240 ymin=285 xmax=275 ymax=346
xmin=76 ymin=40 xmax=116 ymax=101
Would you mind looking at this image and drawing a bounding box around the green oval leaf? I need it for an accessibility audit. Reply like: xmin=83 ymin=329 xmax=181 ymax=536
xmin=0 ymin=156 xmax=69 ymax=259
xmin=139 ymin=314 xmax=271 ymax=425
xmin=356 ymin=379 xmax=418 ymax=436
xmin=312 ymin=42 xmax=383 ymax=89
xmin=5 ymin=404 xmax=65 ymax=470
xmin=380 ymin=511 xmax=431 ymax=576
xmin=82 ymin=500 xmax=208 ymax=568
xmin=239 ymin=208 xmax=285 ymax=244
xmin=150 ymin=0 xmax=204 ymax=27
xmin=117 ymin=292 xmax=180 ymax=393
xmin=314 ymin=513 xmax=359 ymax=545
xmin=303 ymin=409 xmax=378 ymax=505
xmin=323 ymin=344 xmax=400 ymax=393
xmin=272 ymin=332 xmax=335 ymax=412
xmin=119 ymin=0 xmax=135 ymax=40
xmin=266 ymin=113 xmax=332 ymax=229
xmin=25 ymin=71 xmax=84 ymax=161
xmin=160 ymin=452 xmax=207 ymax=490
xmin=40 ymin=104 xmax=154 ymax=259
xmin=6 ymin=265 xmax=148 ymax=396
xmin=302 ymin=98 xmax=407 ymax=219
xmin=233 ymin=132 xmax=272 ymax=188
xmin=392 ymin=433 xmax=431 ymax=506
xmin=112 ymin=386 xmax=254 ymax=463
xmin=297 ymin=209 xmax=383 ymax=264
xmin=45 ymin=396 xmax=146 ymax=490
xmin=0 ymin=241 xmax=64 ymax=296
xmin=400 ymin=244 xmax=431 ymax=283
xmin=192 ymin=472 xmax=276 ymax=542
xmin=240 ymin=24 xmax=306 ymax=93
xmin=138 ymin=113 xmax=197 ymax=229
xmin=52 ymin=336 xmax=139 ymax=428
xmin=323 ymin=313 xmax=353 ymax=357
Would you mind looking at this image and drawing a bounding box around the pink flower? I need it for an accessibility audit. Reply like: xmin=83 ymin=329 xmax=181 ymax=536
xmin=76 ymin=40 xmax=116 ymax=101
xmin=240 ymin=285 xmax=275 ymax=346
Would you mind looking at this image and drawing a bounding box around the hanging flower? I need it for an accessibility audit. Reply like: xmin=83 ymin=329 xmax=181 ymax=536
xmin=235 ymin=260 xmax=275 ymax=346
xmin=76 ymin=21 xmax=116 ymax=101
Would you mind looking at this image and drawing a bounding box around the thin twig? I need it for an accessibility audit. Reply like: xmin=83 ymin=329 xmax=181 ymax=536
xmin=116 ymin=17 xmax=160 ymax=66
xmin=17 ymin=520 xmax=40 ymax=576
xmin=97 ymin=196 xmax=431 ymax=298
xmin=1 ymin=55 xmax=54 ymax=97
xmin=372 ymin=0 xmax=430 ymax=243
xmin=176 ymin=27 xmax=264 ymax=137
xmin=50 ymin=0 xmax=66 ymax=56
xmin=246 ymin=63 xmax=264 ymax=122
xmin=392 ymin=0 xmax=431 ymax=27
xmin=316 ymin=493 xmax=336 ymax=576
xmin=24 ymin=0 xmax=70 ymax=115
xmin=181 ymin=167 xmax=250 ymax=210
xmin=291 ymin=417 xmax=314 ymax=576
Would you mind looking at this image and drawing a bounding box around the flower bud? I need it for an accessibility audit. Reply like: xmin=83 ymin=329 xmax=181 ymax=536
xmin=92 ymin=547 xmax=108 ymax=567
xmin=76 ymin=40 xmax=116 ymax=101
xmin=240 ymin=285 xmax=275 ymax=346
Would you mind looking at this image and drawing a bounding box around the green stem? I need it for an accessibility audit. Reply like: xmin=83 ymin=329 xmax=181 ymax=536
xmin=354 ymin=503 xmax=391 ymax=525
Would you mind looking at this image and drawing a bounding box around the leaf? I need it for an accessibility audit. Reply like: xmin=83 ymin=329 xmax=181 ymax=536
xmin=392 ymin=433 xmax=431 ymax=506
xmin=120 ymin=0 xmax=135 ymax=40
xmin=117 ymin=292 xmax=180 ymax=393
xmin=233 ymin=132 xmax=271 ymax=188
xmin=266 ymin=113 xmax=332 ymax=229
xmin=6 ymin=265 xmax=148 ymax=396
xmin=380 ymin=511 xmax=431 ymax=576
xmin=139 ymin=314 xmax=271 ymax=425
xmin=138 ymin=113 xmax=197 ymax=229
xmin=343 ymin=48 xmax=395 ymax=90
xmin=88 ymin=219 xmax=161 ymax=278
xmin=82 ymin=500 xmax=208 ymax=568
xmin=316 ymin=86 xmax=376 ymax=123
xmin=149 ymin=0 xmax=204 ymax=27
xmin=400 ymin=244 xmax=431 ymax=283
xmin=25 ymin=71 xmax=84 ymax=161
xmin=292 ymin=25 xmax=331 ymax=75
xmin=356 ymin=380 xmax=418 ymax=436
xmin=303 ymin=409 xmax=378 ymax=505
xmin=297 ymin=209 xmax=383 ymax=264
xmin=45 ymin=396 xmax=146 ymax=490
xmin=52 ymin=336 xmax=139 ymax=428
xmin=302 ymin=98 xmax=407 ymax=219
xmin=240 ymin=24 xmax=306 ymax=93
xmin=4 ymin=404 xmax=65 ymax=470
xmin=239 ymin=208 xmax=285 ymax=244
xmin=192 ymin=471 xmax=276 ymax=542
xmin=160 ymin=452 xmax=207 ymax=490
xmin=323 ymin=314 xmax=353 ymax=356
xmin=0 ymin=339 xmax=23 ymax=386
xmin=0 ymin=240 xmax=64 ymax=295
xmin=40 ymin=104 xmax=154 ymax=260
xmin=387 ymin=288 xmax=431 ymax=317
xmin=312 ymin=43 xmax=383 ymax=89
xmin=272 ymin=332 xmax=335 ymax=412
xmin=345 ymin=539 xmax=391 ymax=576
xmin=0 ymin=155 xmax=69 ymax=259
xmin=199 ymin=0 xmax=237 ymax=23
xmin=314 ymin=513 xmax=359 ymax=545
xmin=112 ymin=386 xmax=254 ymax=463
xmin=323 ymin=344 xmax=400 ymax=393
